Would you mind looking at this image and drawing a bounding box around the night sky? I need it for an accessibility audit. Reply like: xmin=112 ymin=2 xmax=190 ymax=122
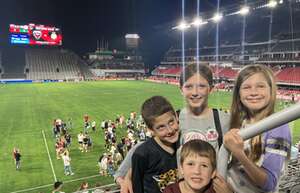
xmin=0 ymin=0 xmax=272 ymax=68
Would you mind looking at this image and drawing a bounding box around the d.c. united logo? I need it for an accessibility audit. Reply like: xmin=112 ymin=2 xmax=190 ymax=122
xmin=33 ymin=30 xmax=42 ymax=40
xmin=206 ymin=129 xmax=218 ymax=141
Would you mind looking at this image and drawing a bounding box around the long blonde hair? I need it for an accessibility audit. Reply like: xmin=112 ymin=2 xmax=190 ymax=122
xmin=230 ymin=64 xmax=277 ymax=162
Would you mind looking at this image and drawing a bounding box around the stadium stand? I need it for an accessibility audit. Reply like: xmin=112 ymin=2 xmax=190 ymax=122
xmin=87 ymin=49 xmax=145 ymax=78
xmin=24 ymin=48 xmax=94 ymax=80
xmin=1 ymin=47 xmax=26 ymax=79
xmin=276 ymin=67 xmax=300 ymax=84
xmin=25 ymin=49 xmax=79 ymax=80
xmin=0 ymin=47 xmax=95 ymax=81
xmin=69 ymin=51 xmax=95 ymax=80
xmin=0 ymin=50 xmax=2 ymax=75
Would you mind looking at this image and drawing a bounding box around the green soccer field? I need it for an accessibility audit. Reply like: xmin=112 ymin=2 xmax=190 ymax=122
xmin=0 ymin=81 xmax=299 ymax=193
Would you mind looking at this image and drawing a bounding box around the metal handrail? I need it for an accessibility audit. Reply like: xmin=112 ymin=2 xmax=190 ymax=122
xmin=217 ymin=102 xmax=300 ymax=178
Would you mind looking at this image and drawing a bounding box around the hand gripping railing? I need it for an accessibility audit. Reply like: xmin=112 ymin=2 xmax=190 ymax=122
xmin=217 ymin=102 xmax=300 ymax=179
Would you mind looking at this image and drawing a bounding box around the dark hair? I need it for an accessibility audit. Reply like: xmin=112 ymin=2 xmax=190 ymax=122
xmin=179 ymin=63 xmax=213 ymax=88
xmin=54 ymin=181 xmax=63 ymax=189
xmin=141 ymin=96 xmax=176 ymax=129
xmin=180 ymin=140 xmax=216 ymax=170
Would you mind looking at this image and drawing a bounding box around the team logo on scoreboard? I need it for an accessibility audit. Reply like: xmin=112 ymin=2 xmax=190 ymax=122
xmin=50 ymin=32 xmax=58 ymax=40
xmin=33 ymin=30 xmax=42 ymax=40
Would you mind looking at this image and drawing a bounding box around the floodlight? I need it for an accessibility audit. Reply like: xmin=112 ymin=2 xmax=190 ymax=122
xmin=192 ymin=17 xmax=208 ymax=27
xmin=268 ymin=0 xmax=278 ymax=8
xmin=212 ymin=13 xmax=223 ymax=23
xmin=125 ymin=34 xmax=140 ymax=39
xmin=239 ymin=6 xmax=250 ymax=15
xmin=177 ymin=21 xmax=190 ymax=31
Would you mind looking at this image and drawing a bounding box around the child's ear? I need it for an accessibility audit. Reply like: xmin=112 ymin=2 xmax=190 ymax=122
xmin=211 ymin=169 xmax=217 ymax=179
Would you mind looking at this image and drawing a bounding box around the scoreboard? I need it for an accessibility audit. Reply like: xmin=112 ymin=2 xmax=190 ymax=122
xmin=9 ymin=23 xmax=62 ymax=46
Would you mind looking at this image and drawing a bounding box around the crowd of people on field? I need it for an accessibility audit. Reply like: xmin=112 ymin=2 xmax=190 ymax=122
xmin=97 ymin=112 xmax=151 ymax=177
xmin=49 ymin=109 xmax=151 ymax=179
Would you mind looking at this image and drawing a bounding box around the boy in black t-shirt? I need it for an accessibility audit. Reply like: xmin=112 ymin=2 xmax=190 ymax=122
xmin=131 ymin=96 xmax=180 ymax=193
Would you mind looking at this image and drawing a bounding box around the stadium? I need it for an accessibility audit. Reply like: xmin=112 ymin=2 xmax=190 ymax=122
xmin=0 ymin=0 xmax=300 ymax=193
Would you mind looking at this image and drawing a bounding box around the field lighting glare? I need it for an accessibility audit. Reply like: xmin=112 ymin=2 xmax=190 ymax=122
xmin=239 ymin=6 xmax=250 ymax=15
xmin=192 ymin=17 xmax=208 ymax=27
xmin=177 ymin=21 xmax=190 ymax=31
xmin=192 ymin=18 xmax=202 ymax=26
xmin=268 ymin=0 xmax=278 ymax=8
xmin=212 ymin=13 xmax=223 ymax=23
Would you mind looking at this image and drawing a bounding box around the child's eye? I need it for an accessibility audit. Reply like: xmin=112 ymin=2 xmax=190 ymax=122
xmin=201 ymin=164 xmax=208 ymax=168
xmin=197 ymin=84 xmax=208 ymax=89
xmin=241 ymin=86 xmax=250 ymax=90
xmin=155 ymin=125 xmax=166 ymax=131
xmin=184 ymin=85 xmax=193 ymax=89
xmin=257 ymin=84 xmax=266 ymax=89
xmin=168 ymin=119 xmax=175 ymax=126
xmin=187 ymin=162 xmax=194 ymax=166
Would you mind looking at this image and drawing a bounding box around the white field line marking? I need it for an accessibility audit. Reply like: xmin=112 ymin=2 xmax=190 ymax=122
xmin=10 ymin=183 xmax=53 ymax=193
xmin=42 ymin=130 xmax=57 ymax=182
xmin=10 ymin=174 xmax=108 ymax=193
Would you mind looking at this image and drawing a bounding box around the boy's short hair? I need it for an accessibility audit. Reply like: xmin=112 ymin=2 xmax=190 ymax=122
xmin=54 ymin=181 xmax=63 ymax=189
xmin=141 ymin=96 xmax=176 ymax=129
xmin=180 ymin=140 xmax=216 ymax=170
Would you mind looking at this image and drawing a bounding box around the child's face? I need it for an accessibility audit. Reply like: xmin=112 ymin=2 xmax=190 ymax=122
xmin=180 ymin=154 xmax=215 ymax=192
xmin=151 ymin=112 xmax=179 ymax=145
xmin=181 ymin=74 xmax=211 ymax=111
xmin=239 ymin=73 xmax=271 ymax=113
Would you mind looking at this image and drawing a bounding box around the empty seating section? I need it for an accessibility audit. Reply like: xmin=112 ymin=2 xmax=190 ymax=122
xmin=152 ymin=66 xmax=181 ymax=76
xmin=153 ymin=64 xmax=300 ymax=85
xmin=210 ymin=66 xmax=238 ymax=79
xmin=91 ymin=61 xmax=144 ymax=70
xmin=25 ymin=49 xmax=82 ymax=80
xmin=218 ymin=67 xmax=238 ymax=79
xmin=153 ymin=65 xmax=238 ymax=79
xmin=276 ymin=67 xmax=300 ymax=84
xmin=272 ymin=41 xmax=300 ymax=52
xmin=278 ymin=89 xmax=300 ymax=95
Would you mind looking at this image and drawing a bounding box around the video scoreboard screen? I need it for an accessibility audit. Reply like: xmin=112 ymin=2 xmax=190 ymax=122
xmin=9 ymin=23 xmax=62 ymax=46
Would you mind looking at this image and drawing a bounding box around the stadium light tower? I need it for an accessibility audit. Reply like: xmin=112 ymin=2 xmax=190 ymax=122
xmin=239 ymin=6 xmax=250 ymax=16
xmin=125 ymin=34 xmax=140 ymax=50
xmin=212 ymin=13 xmax=223 ymax=23
xmin=268 ymin=0 xmax=278 ymax=8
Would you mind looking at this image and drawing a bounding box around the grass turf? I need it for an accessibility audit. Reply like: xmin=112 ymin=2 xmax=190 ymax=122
xmin=0 ymin=80 xmax=298 ymax=193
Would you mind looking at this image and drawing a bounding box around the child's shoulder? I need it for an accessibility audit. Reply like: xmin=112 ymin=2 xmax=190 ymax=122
xmin=134 ymin=138 xmax=156 ymax=153
xmin=265 ymin=123 xmax=291 ymax=140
